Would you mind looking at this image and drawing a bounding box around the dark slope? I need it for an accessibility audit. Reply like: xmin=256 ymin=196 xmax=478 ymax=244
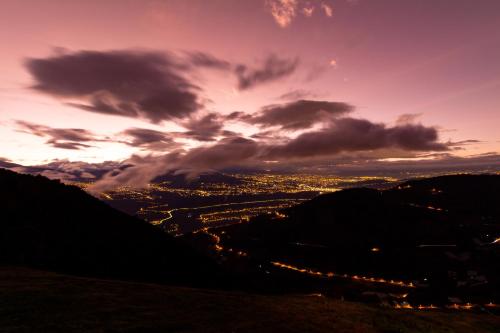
xmin=0 ymin=168 xmax=218 ymax=285
xmin=1 ymin=267 xmax=498 ymax=333
xmin=200 ymin=175 xmax=500 ymax=303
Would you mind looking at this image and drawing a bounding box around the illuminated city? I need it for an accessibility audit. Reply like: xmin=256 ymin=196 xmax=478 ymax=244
xmin=95 ymin=173 xmax=397 ymax=235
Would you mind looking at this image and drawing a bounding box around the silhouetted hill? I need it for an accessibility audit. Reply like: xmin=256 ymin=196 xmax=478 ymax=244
xmin=191 ymin=175 xmax=500 ymax=304
xmin=0 ymin=168 xmax=218 ymax=285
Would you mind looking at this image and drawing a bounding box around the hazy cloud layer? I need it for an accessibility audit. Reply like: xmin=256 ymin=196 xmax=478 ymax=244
xmin=5 ymin=152 xmax=497 ymax=190
xmin=3 ymin=159 xmax=122 ymax=182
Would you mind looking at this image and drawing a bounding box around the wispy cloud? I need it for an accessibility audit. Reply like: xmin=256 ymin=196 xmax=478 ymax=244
xmin=267 ymin=0 xmax=299 ymax=28
xmin=15 ymin=120 xmax=99 ymax=150
xmin=321 ymin=2 xmax=333 ymax=17
xmin=267 ymin=0 xmax=334 ymax=27
xmin=235 ymin=54 xmax=299 ymax=90
xmin=302 ymin=5 xmax=314 ymax=17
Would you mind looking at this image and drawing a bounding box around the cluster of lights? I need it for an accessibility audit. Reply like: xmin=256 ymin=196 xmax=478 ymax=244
xmin=230 ymin=174 xmax=397 ymax=195
xmin=94 ymin=173 xmax=396 ymax=201
xmin=199 ymin=203 xmax=293 ymax=224
xmin=200 ymin=228 xmax=248 ymax=256
xmin=146 ymin=199 xmax=301 ymax=230
xmin=393 ymin=302 xmax=499 ymax=311
xmin=271 ymin=261 xmax=498 ymax=312
xmin=408 ymin=203 xmax=445 ymax=212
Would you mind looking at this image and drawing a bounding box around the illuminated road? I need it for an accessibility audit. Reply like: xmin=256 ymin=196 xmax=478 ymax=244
xmin=148 ymin=198 xmax=305 ymax=228
xmin=270 ymin=261 xmax=415 ymax=288
xmin=197 ymin=228 xmax=499 ymax=313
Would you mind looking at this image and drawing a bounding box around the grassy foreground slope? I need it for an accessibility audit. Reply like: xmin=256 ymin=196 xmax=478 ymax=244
xmin=0 ymin=267 xmax=498 ymax=333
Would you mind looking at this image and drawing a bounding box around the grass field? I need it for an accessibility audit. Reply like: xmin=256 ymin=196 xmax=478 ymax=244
xmin=0 ymin=267 xmax=498 ymax=333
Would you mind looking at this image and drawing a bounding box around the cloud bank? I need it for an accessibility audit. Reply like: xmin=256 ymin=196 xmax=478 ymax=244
xmin=91 ymin=114 xmax=450 ymax=191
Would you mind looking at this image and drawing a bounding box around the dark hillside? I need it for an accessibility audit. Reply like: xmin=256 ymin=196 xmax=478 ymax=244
xmin=193 ymin=175 xmax=500 ymax=305
xmin=1 ymin=267 xmax=498 ymax=333
xmin=0 ymin=168 xmax=218 ymax=285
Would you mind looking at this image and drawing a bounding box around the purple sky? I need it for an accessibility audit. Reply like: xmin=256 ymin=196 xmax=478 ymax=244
xmin=1 ymin=0 xmax=499 ymax=186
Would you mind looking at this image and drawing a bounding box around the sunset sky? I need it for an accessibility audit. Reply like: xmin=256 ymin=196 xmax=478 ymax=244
xmin=1 ymin=0 xmax=499 ymax=186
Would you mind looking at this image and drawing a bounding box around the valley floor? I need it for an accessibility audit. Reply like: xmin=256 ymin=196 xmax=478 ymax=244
xmin=0 ymin=267 xmax=498 ymax=333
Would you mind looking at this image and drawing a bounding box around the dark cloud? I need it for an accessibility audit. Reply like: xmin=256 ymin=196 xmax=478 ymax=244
xmin=16 ymin=120 xmax=95 ymax=142
xmin=15 ymin=120 xmax=98 ymax=150
xmin=180 ymin=113 xmax=227 ymax=141
xmin=235 ymin=55 xmax=298 ymax=90
xmin=447 ymin=139 xmax=481 ymax=147
xmin=48 ymin=141 xmax=92 ymax=150
xmin=250 ymin=129 xmax=288 ymax=141
xmin=237 ymin=100 xmax=354 ymax=130
xmin=225 ymin=111 xmax=250 ymax=121
xmin=16 ymin=120 xmax=182 ymax=151
xmin=0 ymin=158 xmax=21 ymax=169
xmin=120 ymin=128 xmax=181 ymax=151
xmin=266 ymin=118 xmax=449 ymax=160
xmin=278 ymin=89 xmax=317 ymax=101
xmin=396 ymin=113 xmax=423 ymax=125
xmin=181 ymin=137 xmax=259 ymax=169
xmin=186 ymin=52 xmax=299 ymax=90
xmin=185 ymin=51 xmax=231 ymax=70
xmin=26 ymin=50 xmax=201 ymax=123
xmin=26 ymin=50 xmax=301 ymax=122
